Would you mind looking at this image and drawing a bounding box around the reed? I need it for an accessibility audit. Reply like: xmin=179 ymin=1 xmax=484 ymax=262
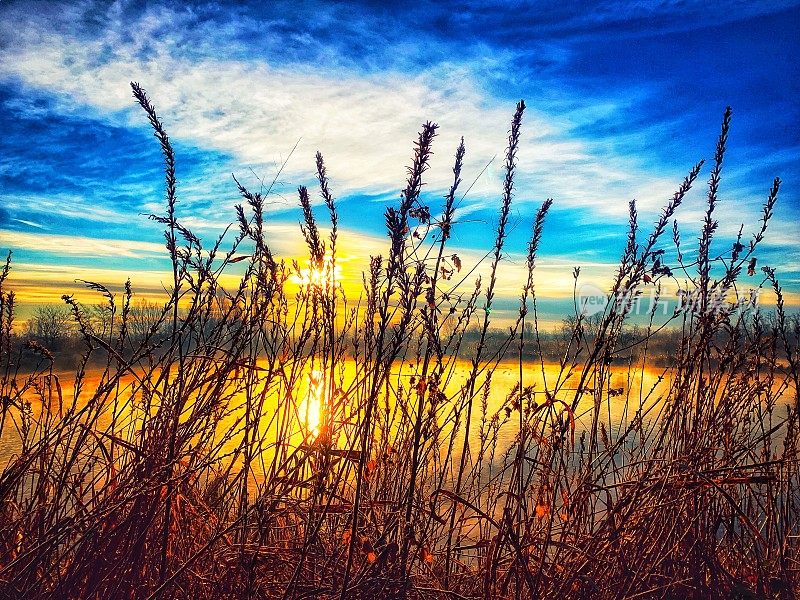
xmin=0 ymin=86 xmax=797 ymax=599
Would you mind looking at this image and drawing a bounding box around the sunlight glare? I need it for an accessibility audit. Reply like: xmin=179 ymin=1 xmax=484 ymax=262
xmin=290 ymin=258 xmax=341 ymax=288
xmin=303 ymin=368 xmax=324 ymax=439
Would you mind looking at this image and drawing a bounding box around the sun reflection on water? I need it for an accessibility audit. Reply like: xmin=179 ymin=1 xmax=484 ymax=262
xmin=303 ymin=368 xmax=324 ymax=438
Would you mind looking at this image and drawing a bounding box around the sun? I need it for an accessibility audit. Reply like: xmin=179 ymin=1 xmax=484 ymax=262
xmin=290 ymin=258 xmax=342 ymax=288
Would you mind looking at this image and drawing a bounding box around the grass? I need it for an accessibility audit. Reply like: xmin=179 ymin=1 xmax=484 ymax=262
xmin=0 ymin=84 xmax=798 ymax=599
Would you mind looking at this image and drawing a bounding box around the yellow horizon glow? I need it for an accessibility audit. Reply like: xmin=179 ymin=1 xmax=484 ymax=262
xmin=4 ymin=222 xmax=799 ymax=324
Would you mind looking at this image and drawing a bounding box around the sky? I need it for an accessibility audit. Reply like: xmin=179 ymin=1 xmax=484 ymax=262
xmin=0 ymin=0 xmax=798 ymax=325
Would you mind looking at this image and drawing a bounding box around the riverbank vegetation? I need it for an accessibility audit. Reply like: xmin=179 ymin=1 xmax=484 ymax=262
xmin=0 ymin=85 xmax=797 ymax=598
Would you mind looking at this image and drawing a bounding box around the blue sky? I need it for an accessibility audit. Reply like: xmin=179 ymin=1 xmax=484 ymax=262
xmin=0 ymin=0 xmax=798 ymax=322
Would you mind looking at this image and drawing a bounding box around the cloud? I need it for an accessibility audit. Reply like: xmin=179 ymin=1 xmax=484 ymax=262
xmin=0 ymin=0 xmax=796 ymax=309
xmin=0 ymin=216 xmax=630 ymax=304
xmin=11 ymin=219 xmax=48 ymax=230
xmin=0 ymin=0 xmax=709 ymax=222
xmin=0 ymin=230 xmax=166 ymax=259
xmin=3 ymin=194 xmax=133 ymax=225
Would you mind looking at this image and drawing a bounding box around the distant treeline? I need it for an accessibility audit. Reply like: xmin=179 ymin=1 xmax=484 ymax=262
xmin=13 ymin=301 xmax=799 ymax=371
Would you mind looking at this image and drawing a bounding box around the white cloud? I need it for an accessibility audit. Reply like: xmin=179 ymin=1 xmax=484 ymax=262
xmin=0 ymin=230 xmax=165 ymax=258
xmin=3 ymin=194 xmax=134 ymax=224
xmin=0 ymin=1 xmax=696 ymax=224
xmin=11 ymin=219 xmax=48 ymax=230
xmin=0 ymin=0 xmax=796 ymax=312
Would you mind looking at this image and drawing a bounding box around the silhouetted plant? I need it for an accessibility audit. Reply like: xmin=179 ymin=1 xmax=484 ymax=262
xmin=0 ymin=87 xmax=796 ymax=600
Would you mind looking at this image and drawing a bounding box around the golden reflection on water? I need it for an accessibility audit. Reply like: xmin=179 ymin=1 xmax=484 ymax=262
xmin=1 ymin=360 xmax=673 ymax=469
xmin=304 ymin=368 xmax=324 ymax=438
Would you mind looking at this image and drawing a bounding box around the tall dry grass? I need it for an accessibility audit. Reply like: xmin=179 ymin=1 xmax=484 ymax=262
xmin=0 ymin=85 xmax=798 ymax=599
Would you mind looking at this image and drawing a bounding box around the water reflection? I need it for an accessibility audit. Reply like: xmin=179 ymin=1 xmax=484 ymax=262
xmin=0 ymin=360 xmax=685 ymax=472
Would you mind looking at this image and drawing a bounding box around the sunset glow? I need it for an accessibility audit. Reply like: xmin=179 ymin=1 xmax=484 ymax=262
xmin=0 ymin=3 xmax=798 ymax=598
xmin=290 ymin=260 xmax=342 ymax=289
xmin=0 ymin=1 xmax=796 ymax=325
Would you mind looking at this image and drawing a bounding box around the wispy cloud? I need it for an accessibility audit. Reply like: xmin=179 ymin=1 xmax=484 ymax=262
xmin=0 ymin=230 xmax=166 ymax=259
xmin=0 ymin=0 xmax=796 ymax=309
xmin=0 ymin=1 xmax=717 ymax=219
xmin=11 ymin=219 xmax=48 ymax=230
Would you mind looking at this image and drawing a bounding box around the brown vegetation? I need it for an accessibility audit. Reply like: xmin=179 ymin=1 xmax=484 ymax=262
xmin=0 ymin=85 xmax=797 ymax=599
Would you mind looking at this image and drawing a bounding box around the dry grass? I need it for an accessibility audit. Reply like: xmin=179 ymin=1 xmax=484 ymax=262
xmin=0 ymin=85 xmax=798 ymax=599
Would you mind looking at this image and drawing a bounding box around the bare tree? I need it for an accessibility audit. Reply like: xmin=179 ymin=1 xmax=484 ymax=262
xmin=128 ymin=299 xmax=165 ymax=341
xmin=87 ymin=302 xmax=114 ymax=340
xmin=26 ymin=305 xmax=73 ymax=348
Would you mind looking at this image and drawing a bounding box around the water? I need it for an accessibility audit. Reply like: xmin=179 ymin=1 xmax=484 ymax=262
xmin=0 ymin=359 xmax=672 ymax=470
